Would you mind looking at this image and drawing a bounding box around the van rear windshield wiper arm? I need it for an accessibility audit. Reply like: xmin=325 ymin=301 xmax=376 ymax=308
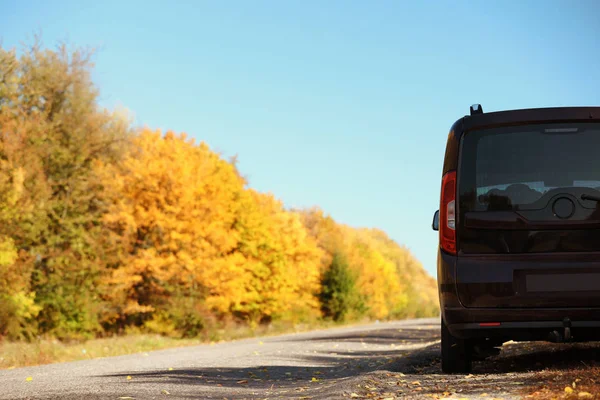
xmin=581 ymin=193 xmax=600 ymax=202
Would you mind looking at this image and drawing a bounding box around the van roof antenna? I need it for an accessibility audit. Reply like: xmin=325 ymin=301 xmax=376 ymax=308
xmin=470 ymin=104 xmax=484 ymax=115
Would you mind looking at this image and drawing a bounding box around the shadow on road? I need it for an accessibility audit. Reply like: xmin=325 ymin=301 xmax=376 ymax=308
xmin=96 ymin=321 xmax=600 ymax=400
xmin=97 ymin=324 xmax=440 ymax=398
xmin=280 ymin=326 xmax=440 ymax=345
xmin=476 ymin=341 xmax=600 ymax=374
xmin=399 ymin=340 xmax=600 ymax=376
xmin=97 ymin=352 xmax=411 ymax=399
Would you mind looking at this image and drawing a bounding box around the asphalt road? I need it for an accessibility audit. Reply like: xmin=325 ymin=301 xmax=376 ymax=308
xmin=2 ymin=317 xmax=600 ymax=399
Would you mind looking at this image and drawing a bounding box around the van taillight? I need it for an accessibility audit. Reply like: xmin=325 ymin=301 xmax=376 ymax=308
xmin=440 ymin=170 xmax=457 ymax=255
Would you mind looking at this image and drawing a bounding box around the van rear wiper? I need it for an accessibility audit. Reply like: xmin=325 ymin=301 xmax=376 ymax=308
xmin=581 ymin=193 xmax=600 ymax=202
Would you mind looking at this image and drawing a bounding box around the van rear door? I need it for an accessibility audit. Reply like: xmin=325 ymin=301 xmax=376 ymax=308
xmin=456 ymin=122 xmax=600 ymax=308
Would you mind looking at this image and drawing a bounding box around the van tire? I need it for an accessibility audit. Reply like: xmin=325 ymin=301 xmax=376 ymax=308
xmin=441 ymin=317 xmax=473 ymax=373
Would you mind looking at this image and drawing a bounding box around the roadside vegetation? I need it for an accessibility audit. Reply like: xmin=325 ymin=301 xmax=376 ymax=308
xmin=523 ymin=367 xmax=600 ymax=399
xmin=0 ymin=37 xmax=439 ymax=368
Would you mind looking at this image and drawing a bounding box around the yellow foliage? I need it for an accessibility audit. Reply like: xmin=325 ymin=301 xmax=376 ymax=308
xmin=98 ymin=129 xmax=323 ymax=328
xmin=229 ymin=190 xmax=322 ymax=323
xmin=343 ymin=229 xmax=403 ymax=319
xmin=297 ymin=207 xmax=346 ymax=271
xmin=297 ymin=209 xmax=438 ymax=321
xmin=97 ymin=129 xmax=246 ymax=319
xmin=9 ymin=291 xmax=42 ymax=320
xmin=0 ymin=237 xmax=17 ymax=268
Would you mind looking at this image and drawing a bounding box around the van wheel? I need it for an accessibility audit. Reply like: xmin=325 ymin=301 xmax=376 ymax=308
xmin=441 ymin=317 xmax=473 ymax=373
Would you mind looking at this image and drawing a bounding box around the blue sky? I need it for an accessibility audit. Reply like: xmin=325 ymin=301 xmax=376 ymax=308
xmin=2 ymin=1 xmax=600 ymax=277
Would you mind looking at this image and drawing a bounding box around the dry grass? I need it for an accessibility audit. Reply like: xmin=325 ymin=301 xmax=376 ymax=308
xmin=523 ymin=366 xmax=600 ymax=399
xmin=0 ymin=334 xmax=206 ymax=370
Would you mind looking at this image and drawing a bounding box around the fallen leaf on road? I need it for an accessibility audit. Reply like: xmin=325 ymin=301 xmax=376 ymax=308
xmin=237 ymin=380 xmax=248 ymax=384
xmin=126 ymin=376 xmax=132 ymax=380
xmin=311 ymin=377 xmax=320 ymax=382
xmin=168 ymin=367 xmax=173 ymax=371
xmin=465 ymin=374 xmax=475 ymax=379
xmin=411 ymin=381 xmax=421 ymax=385
xmin=259 ymin=341 xmax=264 ymax=345
xmin=350 ymin=394 xmax=360 ymax=398
xmin=161 ymin=389 xmax=170 ymax=395
xmin=285 ymin=372 xmax=292 ymax=376
xmin=565 ymin=387 xmax=574 ymax=394
xmin=579 ymin=393 xmax=593 ymax=399
xmin=25 ymin=377 xmax=32 ymax=382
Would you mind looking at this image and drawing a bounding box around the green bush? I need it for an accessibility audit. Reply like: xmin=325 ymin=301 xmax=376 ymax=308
xmin=319 ymin=252 xmax=367 ymax=322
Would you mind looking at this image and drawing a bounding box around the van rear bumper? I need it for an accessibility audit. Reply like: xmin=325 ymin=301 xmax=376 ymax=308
xmin=455 ymin=253 xmax=600 ymax=309
xmin=445 ymin=306 xmax=600 ymax=340
xmin=437 ymin=249 xmax=600 ymax=341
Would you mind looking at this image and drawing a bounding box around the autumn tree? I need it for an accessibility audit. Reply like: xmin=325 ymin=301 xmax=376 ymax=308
xmin=98 ymin=130 xmax=324 ymax=334
xmin=363 ymin=229 xmax=439 ymax=318
xmin=0 ymin=159 xmax=39 ymax=339
xmin=233 ymin=190 xmax=322 ymax=326
xmin=96 ymin=129 xmax=247 ymax=334
xmin=297 ymin=208 xmax=439 ymax=322
xmin=0 ymin=39 xmax=131 ymax=339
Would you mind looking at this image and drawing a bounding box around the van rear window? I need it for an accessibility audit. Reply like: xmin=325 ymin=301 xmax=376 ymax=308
xmin=458 ymin=123 xmax=600 ymax=212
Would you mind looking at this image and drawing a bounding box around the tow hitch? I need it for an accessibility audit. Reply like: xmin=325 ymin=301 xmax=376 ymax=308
xmin=548 ymin=317 xmax=573 ymax=343
xmin=563 ymin=317 xmax=572 ymax=341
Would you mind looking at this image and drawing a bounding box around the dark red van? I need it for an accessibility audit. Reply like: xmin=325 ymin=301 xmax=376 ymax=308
xmin=433 ymin=104 xmax=600 ymax=373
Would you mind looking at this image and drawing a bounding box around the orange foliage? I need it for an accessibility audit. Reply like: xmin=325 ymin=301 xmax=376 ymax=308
xmin=97 ymin=129 xmax=323 ymax=329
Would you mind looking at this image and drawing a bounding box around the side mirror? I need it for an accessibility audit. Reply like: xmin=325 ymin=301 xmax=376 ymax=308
xmin=432 ymin=210 xmax=440 ymax=231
